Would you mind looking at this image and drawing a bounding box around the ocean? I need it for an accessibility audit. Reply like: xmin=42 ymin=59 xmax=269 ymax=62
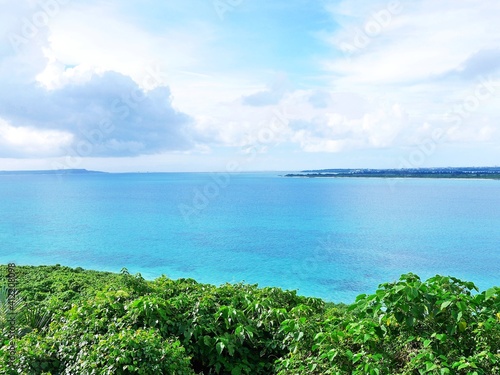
xmin=0 ymin=172 xmax=498 ymax=303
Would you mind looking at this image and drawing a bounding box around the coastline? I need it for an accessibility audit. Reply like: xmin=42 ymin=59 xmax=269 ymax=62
xmin=284 ymin=167 xmax=500 ymax=180
xmin=285 ymin=174 xmax=500 ymax=180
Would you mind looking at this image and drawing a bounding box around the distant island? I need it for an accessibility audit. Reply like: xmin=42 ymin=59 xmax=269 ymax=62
xmin=0 ymin=169 xmax=107 ymax=175
xmin=285 ymin=167 xmax=500 ymax=179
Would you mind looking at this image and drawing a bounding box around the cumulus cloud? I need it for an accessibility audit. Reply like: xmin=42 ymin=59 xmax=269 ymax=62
xmin=0 ymin=118 xmax=73 ymax=157
xmin=287 ymin=96 xmax=408 ymax=152
xmin=308 ymin=90 xmax=332 ymax=109
xmin=288 ymin=0 xmax=500 ymax=158
xmin=0 ymin=0 xmax=206 ymax=160
xmin=1 ymin=0 xmax=499 ymax=170
xmin=0 ymin=69 xmax=194 ymax=158
xmin=242 ymin=90 xmax=284 ymax=107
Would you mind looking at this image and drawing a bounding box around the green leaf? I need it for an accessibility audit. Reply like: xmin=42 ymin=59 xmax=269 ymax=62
xmin=406 ymin=316 xmax=415 ymax=327
xmin=426 ymin=362 xmax=438 ymax=371
xmin=314 ymin=332 xmax=324 ymax=341
xmin=457 ymin=363 xmax=469 ymax=370
xmin=216 ymin=341 xmax=225 ymax=355
xmin=485 ymin=287 xmax=496 ymax=301
xmin=440 ymin=300 xmax=452 ymax=311
xmin=345 ymin=350 xmax=353 ymax=360
xmin=435 ymin=333 xmax=447 ymax=341
xmin=227 ymin=343 xmax=235 ymax=356
xmin=458 ymin=321 xmax=467 ymax=332
xmin=235 ymin=325 xmax=243 ymax=336
xmin=326 ymin=349 xmax=337 ymax=361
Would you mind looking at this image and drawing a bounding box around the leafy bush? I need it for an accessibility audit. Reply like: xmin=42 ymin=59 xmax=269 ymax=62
xmin=1 ymin=266 xmax=498 ymax=375
xmin=1 ymin=327 xmax=193 ymax=375
xmin=276 ymin=273 xmax=500 ymax=375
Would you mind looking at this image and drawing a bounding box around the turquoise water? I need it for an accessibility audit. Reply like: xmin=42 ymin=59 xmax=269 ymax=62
xmin=0 ymin=172 xmax=499 ymax=302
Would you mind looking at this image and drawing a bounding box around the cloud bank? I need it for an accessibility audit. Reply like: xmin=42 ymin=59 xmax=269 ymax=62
xmin=0 ymin=0 xmax=499 ymax=171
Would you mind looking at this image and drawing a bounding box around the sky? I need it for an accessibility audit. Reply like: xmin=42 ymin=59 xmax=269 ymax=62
xmin=0 ymin=0 xmax=499 ymax=172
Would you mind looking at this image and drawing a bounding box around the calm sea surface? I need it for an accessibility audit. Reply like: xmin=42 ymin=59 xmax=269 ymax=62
xmin=0 ymin=172 xmax=498 ymax=302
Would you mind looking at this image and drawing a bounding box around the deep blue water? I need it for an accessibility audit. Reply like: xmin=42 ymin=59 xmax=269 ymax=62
xmin=0 ymin=172 xmax=499 ymax=302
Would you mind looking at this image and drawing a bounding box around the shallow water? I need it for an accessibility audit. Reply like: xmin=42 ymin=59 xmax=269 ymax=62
xmin=1 ymin=172 xmax=498 ymax=302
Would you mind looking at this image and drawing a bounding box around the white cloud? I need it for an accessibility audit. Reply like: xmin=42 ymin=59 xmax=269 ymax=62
xmin=326 ymin=0 xmax=500 ymax=85
xmin=298 ymin=0 xmax=500 ymax=157
xmin=0 ymin=118 xmax=73 ymax=157
xmin=0 ymin=69 xmax=196 ymax=158
xmin=1 ymin=0 xmax=499 ymax=170
xmin=325 ymin=0 xmax=500 ymax=112
xmin=46 ymin=3 xmax=210 ymax=80
xmin=285 ymin=94 xmax=408 ymax=152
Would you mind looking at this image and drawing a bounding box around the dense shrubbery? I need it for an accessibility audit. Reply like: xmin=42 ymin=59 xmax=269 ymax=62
xmin=276 ymin=274 xmax=499 ymax=374
xmin=0 ymin=265 xmax=498 ymax=374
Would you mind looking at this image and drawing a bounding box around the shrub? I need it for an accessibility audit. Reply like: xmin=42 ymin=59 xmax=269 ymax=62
xmin=1 ymin=266 xmax=498 ymax=375
xmin=276 ymin=273 xmax=500 ymax=375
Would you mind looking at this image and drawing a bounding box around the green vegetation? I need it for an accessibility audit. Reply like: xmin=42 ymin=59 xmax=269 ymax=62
xmin=1 ymin=265 xmax=498 ymax=374
xmin=285 ymin=167 xmax=500 ymax=179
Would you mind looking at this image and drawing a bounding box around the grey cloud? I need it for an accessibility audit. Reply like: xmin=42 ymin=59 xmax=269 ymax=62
xmin=289 ymin=118 xmax=354 ymax=139
xmin=241 ymin=74 xmax=290 ymax=107
xmin=242 ymin=89 xmax=284 ymax=106
xmin=330 ymin=92 xmax=370 ymax=119
xmin=457 ymin=48 xmax=500 ymax=79
xmin=308 ymin=90 xmax=370 ymax=118
xmin=308 ymin=90 xmax=331 ymax=109
xmin=436 ymin=48 xmax=500 ymax=82
xmin=0 ymin=71 xmax=194 ymax=157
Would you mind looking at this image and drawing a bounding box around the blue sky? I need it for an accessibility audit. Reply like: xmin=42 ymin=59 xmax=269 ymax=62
xmin=0 ymin=0 xmax=499 ymax=172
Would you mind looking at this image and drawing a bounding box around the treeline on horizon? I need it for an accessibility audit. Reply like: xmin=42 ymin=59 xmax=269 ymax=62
xmin=286 ymin=167 xmax=500 ymax=179
xmin=0 ymin=265 xmax=499 ymax=374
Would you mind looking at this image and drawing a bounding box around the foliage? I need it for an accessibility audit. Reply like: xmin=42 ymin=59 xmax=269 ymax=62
xmin=276 ymin=273 xmax=500 ymax=375
xmin=0 ymin=266 xmax=498 ymax=375
xmin=1 ymin=327 xmax=193 ymax=375
xmin=0 ymin=285 xmax=52 ymax=338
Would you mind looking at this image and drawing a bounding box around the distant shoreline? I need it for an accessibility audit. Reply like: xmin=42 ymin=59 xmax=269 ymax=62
xmin=285 ymin=167 xmax=500 ymax=179
xmin=285 ymin=174 xmax=500 ymax=179
xmin=1 ymin=167 xmax=499 ymax=179
xmin=0 ymin=169 xmax=107 ymax=175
